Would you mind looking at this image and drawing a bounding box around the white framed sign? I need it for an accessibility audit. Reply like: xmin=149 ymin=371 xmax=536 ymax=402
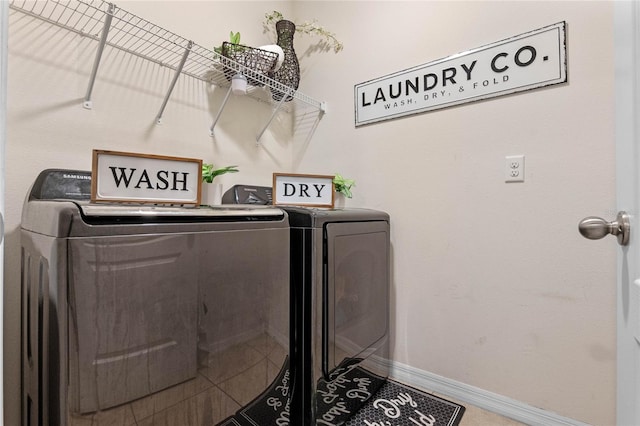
xmin=272 ymin=173 xmax=335 ymax=208
xmin=355 ymin=21 xmax=567 ymax=126
xmin=91 ymin=150 xmax=202 ymax=205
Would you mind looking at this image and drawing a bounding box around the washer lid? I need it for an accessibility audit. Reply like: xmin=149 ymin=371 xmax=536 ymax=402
xmin=79 ymin=203 xmax=285 ymax=221
xmin=22 ymin=170 xmax=287 ymax=236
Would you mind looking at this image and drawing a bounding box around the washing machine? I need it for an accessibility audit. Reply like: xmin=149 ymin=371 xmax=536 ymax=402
xmin=21 ymin=170 xmax=290 ymax=426
xmin=223 ymin=185 xmax=391 ymax=425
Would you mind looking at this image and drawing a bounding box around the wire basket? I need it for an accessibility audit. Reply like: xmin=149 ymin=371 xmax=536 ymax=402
xmin=221 ymin=42 xmax=279 ymax=87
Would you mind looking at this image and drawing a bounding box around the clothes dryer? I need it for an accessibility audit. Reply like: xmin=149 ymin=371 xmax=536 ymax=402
xmin=283 ymin=207 xmax=391 ymax=425
xmin=224 ymin=183 xmax=391 ymax=425
xmin=21 ymin=170 xmax=290 ymax=426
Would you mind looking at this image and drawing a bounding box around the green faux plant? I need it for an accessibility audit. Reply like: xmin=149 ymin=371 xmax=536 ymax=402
xmin=214 ymin=31 xmax=241 ymax=55
xmin=333 ymin=173 xmax=355 ymax=198
xmin=202 ymin=163 xmax=239 ymax=183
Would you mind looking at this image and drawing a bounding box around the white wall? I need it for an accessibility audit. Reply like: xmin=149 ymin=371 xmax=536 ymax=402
xmin=4 ymin=1 xmax=616 ymax=425
xmin=293 ymin=1 xmax=616 ymax=425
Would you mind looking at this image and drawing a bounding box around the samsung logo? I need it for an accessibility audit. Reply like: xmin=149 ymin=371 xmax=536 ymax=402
xmin=63 ymin=174 xmax=91 ymax=180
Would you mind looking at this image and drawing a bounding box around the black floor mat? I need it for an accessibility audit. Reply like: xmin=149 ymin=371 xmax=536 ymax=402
xmin=218 ymin=359 xmax=465 ymax=426
xmin=344 ymin=379 xmax=465 ymax=426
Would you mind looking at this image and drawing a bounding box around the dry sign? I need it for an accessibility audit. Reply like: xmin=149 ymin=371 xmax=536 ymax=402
xmin=355 ymin=21 xmax=567 ymax=126
xmin=91 ymin=150 xmax=202 ymax=205
xmin=273 ymin=173 xmax=335 ymax=208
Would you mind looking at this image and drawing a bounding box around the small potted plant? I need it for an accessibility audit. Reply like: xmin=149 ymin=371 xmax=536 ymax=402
xmin=214 ymin=31 xmax=241 ymax=55
xmin=213 ymin=30 xmax=282 ymax=90
xmin=333 ymin=173 xmax=355 ymax=207
xmin=201 ymin=163 xmax=239 ymax=205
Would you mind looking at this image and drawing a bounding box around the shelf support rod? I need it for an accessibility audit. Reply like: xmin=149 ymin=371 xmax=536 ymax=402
xmin=255 ymin=91 xmax=292 ymax=144
xmin=83 ymin=2 xmax=115 ymax=110
xmin=156 ymin=41 xmax=193 ymax=124
xmin=209 ymin=85 xmax=234 ymax=136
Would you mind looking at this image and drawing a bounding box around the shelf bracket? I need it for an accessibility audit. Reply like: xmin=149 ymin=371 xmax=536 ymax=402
xmin=83 ymin=2 xmax=114 ymax=110
xmin=156 ymin=41 xmax=193 ymax=124
xmin=209 ymin=85 xmax=234 ymax=136
xmin=255 ymin=90 xmax=293 ymax=145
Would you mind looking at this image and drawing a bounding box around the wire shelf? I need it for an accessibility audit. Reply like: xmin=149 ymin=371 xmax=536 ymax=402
xmin=8 ymin=0 xmax=326 ymax=139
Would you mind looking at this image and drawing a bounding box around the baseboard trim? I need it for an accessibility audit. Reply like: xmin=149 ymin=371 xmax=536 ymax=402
xmin=388 ymin=361 xmax=589 ymax=426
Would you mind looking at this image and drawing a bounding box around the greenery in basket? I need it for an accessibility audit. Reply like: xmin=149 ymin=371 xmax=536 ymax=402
xmin=214 ymin=31 xmax=241 ymax=55
xmin=263 ymin=11 xmax=344 ymax=53
xmin=333 ymin=173 xmax=355 ymax=198
xmin=202 ymin=163 xmax=239 ymax=183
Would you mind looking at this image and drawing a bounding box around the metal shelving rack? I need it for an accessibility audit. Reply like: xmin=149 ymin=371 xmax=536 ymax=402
xmin=8 ymin=0 xmax=326 ymax=142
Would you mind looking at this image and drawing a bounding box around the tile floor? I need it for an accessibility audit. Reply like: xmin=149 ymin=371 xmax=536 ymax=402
xmin=66 ymin=333 xmax=526 ymax=425
xmin=436 ymin=395 xmax=527 ymax=426
xmin=459 ymin=407 xmax=527 ymax=426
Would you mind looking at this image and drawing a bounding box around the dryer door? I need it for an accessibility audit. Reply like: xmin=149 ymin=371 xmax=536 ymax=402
xmin=322 ymin=220 xmax=390 ymax=377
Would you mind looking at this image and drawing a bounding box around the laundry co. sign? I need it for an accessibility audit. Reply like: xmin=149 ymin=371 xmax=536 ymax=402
xmin=354 ymin=21 xmax=567 ymax=126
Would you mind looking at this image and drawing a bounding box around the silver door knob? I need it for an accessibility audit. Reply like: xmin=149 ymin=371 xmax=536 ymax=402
xmin=578 ymin=211 xmax=630 ymax=246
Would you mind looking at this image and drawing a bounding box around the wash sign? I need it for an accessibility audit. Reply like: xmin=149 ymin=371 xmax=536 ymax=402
xmin=91 ymin=150 xmax=202 ymax=205
xmin=355 ymin=21 xmax=567 ymax=126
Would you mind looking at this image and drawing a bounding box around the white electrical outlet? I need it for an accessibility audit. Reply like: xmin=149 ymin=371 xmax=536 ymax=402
xmin=505 ymin=155 xmax=525 ymax=182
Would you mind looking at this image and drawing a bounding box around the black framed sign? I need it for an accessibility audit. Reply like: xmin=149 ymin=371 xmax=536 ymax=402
xmin=355 ymin=21 xmax=567 ymax=126
xmin=91 ymin=150 xmax=202 ymax=205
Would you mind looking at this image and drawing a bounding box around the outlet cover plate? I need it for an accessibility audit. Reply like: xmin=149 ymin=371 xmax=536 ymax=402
xmin=505 ymin=155 xmax=525 ymax=182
